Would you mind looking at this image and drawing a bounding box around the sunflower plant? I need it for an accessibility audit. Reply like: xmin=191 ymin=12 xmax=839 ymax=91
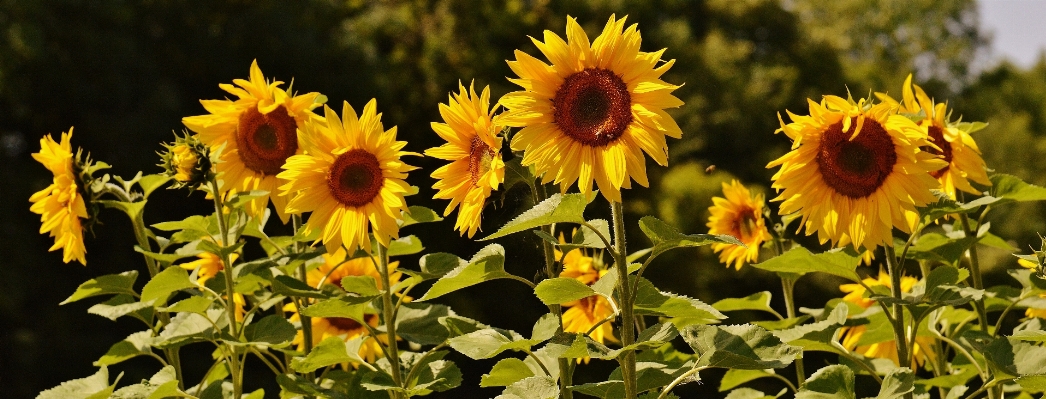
xmin=29 ymin=16 xmax=1046 ymax=399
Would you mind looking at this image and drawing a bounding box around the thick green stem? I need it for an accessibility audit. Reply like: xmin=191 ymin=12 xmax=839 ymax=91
xmin=290 ymin=215 xmax=315 ymax=386
xmin=532 ymin=184 xmax=572 ymax=399
xmin=377 ymin=243 xmax=403 ymax=399
xmin=780 ymin=276 xmax=806 ymax=387
xmin=611 ymin=201 xmax=637 ymax=399
xmin=209 ymin=181 xmax=242 ymax=399
xmin=958 ymin=214 xmax=989 ymax=331
xmin=885 ymin=245 xmax=912 ymax=399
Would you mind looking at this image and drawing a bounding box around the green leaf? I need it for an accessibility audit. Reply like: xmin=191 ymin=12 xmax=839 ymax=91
xmin=87 ymin=295 xmax=155 ymax=322
xmin=531 ymin=313 xmax=560 ymax=343
xmin=501 ymin=157 xmax=536 ymax=196
xmin=724 ymin=388 xmax=783 ymax=399
xmin=395 ymin=302 xmax=452 ymax=345
xmin=481 ymin=358 xmax=535 ymax=387
xmin=1012 ymin=330 xmax=1046 ymax=342
xmin=772 ymin=303 xmax=848 ymax=354
xmin=915 ymin=366 xmax=978 ymax=388
xmin=418 ymin=253 xmax=468 ymax=279
xmin=61 ymin=271 xmax=139 ymax=305
xmin=560 ymin=219 xmax=610 ymax=251
xmin=38 ymin=367 xmax=117 ymax=399
xmin=399 ymin=206 xmax=443 ymax=228
xmin=383 ymin=235 xmax=424 ymax=257
xmin=137 ymin=174 xmax=170 ymax=198
xmin=719 ymin=369 xmax=779 ymax=392
xmin=152 ymin=215 xmax=210 ymax=233
xmin=990 ymin=174 xmax=1046 ymax=205
xmin=409 ymin=354 xmax=462 ymax=394
xmin=340 ymin=276 xmax=380 ymax=297
xmin=494 ymin=376 xmax=558 ymax=399
xmin=681 ymin=324 xmax=800 ymax=370
xmin=906 ymin=233 xmax=977 ymax=264
xmin=795 ymin=365 xmax=855 ymax=399
xmin=99 ymin=199 xmax=146 ymax=221
xmin=162 ymin=296 xmax=214 ymax=315
xmin=482 ymin=193 xmax=588 ymax=240
xmin=876 ymin=368 xmax=914 ymax=399
xmin=225 ymin=190 xmax=269 ymax=209
xmin=244 ymin=315 xmax=296 ymax=345
xmin=290 ymin=336 xmax=366 ymax=373
xmin=639 ymin=216 xmax=743 ymax=259
xmin=751 ymin=246 xmax=861 ymax=282
xmin=276 ymin=373 xmax=349 ymax=399
xmin=918 ymin=194 xmax=980 ymax=223
xmin=300 ymin=296 xmax=371 ymax=323
xmin=591 ymin=267 xmax=619 ymax=298
xmin=447 ymin=328 xmax=534 ymax=360
xmin=533 ymin=277 xmax=596 ymax=305
xmin=94 ymin=331 xmax=158 ymax=366
xmin=633 ymin=278 xmax=726 ymax=324
xmin=272 ymin=275 xmax=329 ymax=299
xmin=603 ymin=323 xmax=680 ymax=359
xmin=713 ymin=291 xmax=776 ymax=314
xmin=140 ymin=267 xmax=195 ymax=306
xmin=156 ymin=311 xmax=221 ymax=348
xmin=979 ymin=336 xmax=1046 ymax=379
xmin=418 ymin=244 xmax=514 ymax=301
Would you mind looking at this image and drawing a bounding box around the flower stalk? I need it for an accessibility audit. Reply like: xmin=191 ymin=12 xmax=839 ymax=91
xmin=611 ymin=201 xmax=637 ymax=399
xmin=209 ymin=179 xmax=242 ymax=399
xmin=377 ymin=243 xmax=404 ymax=399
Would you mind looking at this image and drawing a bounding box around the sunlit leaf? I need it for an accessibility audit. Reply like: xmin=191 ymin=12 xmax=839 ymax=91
xmin=752 ymin=246 xmax=860 ymax=282
xmin=795 ymin=365 xmax=854 ymax=399
xmin=481 ymin=358 xmax=535 ymax=387
xmin=482 ymin=193 xmax=588 ymax=240
xmin=681 ymin=324 xmax=800 ymax=370
xmin=639 ymin=216 xmax=743 ymax=259
xmin=418 ymin=244 xmax=513 ymax=301
xmin=61 ymin=271 xmax=139 ymax=305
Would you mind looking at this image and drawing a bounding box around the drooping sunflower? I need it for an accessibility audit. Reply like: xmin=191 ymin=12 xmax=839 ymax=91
xmin=556 ymin=234 xmax=616 ymax=355
xmin=1016 ymin=258 xmax=1046 ymax=319
xmin=876 ymin=75 xmax=991 ymax=199
xmin=285 ymin=248 xmax=400 ymax=365
xmin=839 ymin=271 xmax=935 ymax=367
xmin=498 ymin=15 xmax=683 ymax=203
xmin=183 ymin=60 xmax=324 ymax=222
xmin=29 ymin=129 xmax=89 ymax=265
xmin=767 ymin=96 xmax=946 ymax=250
xmin=426 ymin=82 xmax=505 ymax=238
xmin=706 ymin=180 xmax=771 ymax=270
xmin=278 ymin=100 xmax=416 ymax=254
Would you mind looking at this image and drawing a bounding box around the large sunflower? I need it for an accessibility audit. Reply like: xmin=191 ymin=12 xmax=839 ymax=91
xmin=706 ymin=180 xmax=771 ymax=270
xmin=183 ymin=60 xmax=324 ymax=222
xmin=29 ymin=129 xmax=88 ymax=265
xmin=498 ymin=15 xmax=683 ymax=202
xmin=839 ymin=272 xmax=935 ymax=367
xmin=426 ymin=82 xmax=505 ymax=238
xmin=876 ymin=75 xmax=990 ymax=198
xmin=278 ymin=100 xmax=416 ymax=254
xmin=556 ymin=234 xmax=616 ymax=351
xmin=286 ymin=248 xmax=400 ymax=365
xmin=767 ymin=96 xmax=945 ymax=249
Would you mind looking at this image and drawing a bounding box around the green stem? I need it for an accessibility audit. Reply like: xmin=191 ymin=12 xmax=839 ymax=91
xmin=884 ymin=245 xmax=912 ymax=399
xmin=780 ymin=276 xmax=806 ymax=388
xmin=612 ymin=201 xmax=637 ymax=399
xmin=290 ymin=215 xmax=315 ymax=388
xmin=532 ymin=184 xmax=572 ymax=399
xmin=209 ymin=181 xmax=241 ymax=399
xmin=657 ymin=366 xmax=707 ymax=399
xmin=377 ymin=243 xmax=404 ymax=399
xmin=959 ymin=214 xmax=989 ymax=331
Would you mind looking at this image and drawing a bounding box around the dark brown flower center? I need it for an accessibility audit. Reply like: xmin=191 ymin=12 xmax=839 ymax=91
xmin=731 ymin=207 xmax=760 ymax=241
xmin=236 ymin=105 xmax=299 ymax=175
xmin=553 ymin=68 xmax=632 ymax=147
xmin=816 ymin=117 xmax=898 ymax=198
xmin=327 ymin=149 xmax=383 ymax=207
xmin=923 ymin=125 xmax=953 ymax=178
xmin=468 ymin=136 xmax=495 ymax=187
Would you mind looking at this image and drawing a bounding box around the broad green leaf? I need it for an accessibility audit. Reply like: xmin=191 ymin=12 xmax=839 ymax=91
xmin=419 ymin=244 xmax=513 ymax=301
xmin=918 ymin=193 xmax=980 ymax=223
xmin=545 ymin=332 xmax=611 ymax=360
xmin=753 ymin=316 xmax=810 ymax=331
xmin=290 ymin=336 xmax=366 ymax=373
xmin=501 ymin=157 xmax=536 ymax=196
xmin=795 ymin=365 xmax=855 ymax=399
xmin=140 ymin=267 xmax=195 ymax=306
xmin=87 ymin=295 xmax=154 ymax=322
xmin=276 ymin=373 xmax=349 ymax=399
xmin=300 ymin=296 xmax=371 ymax=322
xmin=244 ymin=315 xmax=296 ymax=345
xmin=38 ymin=367 xmax=117 ymax=399
xmin=340 ymin=276 xmax=380 ymax=297
xmin=724 ymin=388 xmax=781 ymax=399
xmin=448 ymin=327 xmax=534 ymax=360
xmin=109 ymin=366 xmax=189 ymax=399
xmin=989 ymin=174 xmax=1046 ymax=205
xmin=979 ymin=336 xmax=1046 ymax=379
xmin=61 ymin=271 xmax=139 ymax=305
xmin=399 ymin=206 xmax=443 ymax=228
xmin=531 ymin=313 xmax=560 ymax=343
xmin=408 ymin=354 xmax=462 ymax=394
xmin=1012 ymin=330 xmax=1046 ymax=342
xmin=418 ymin=252 xmax=468 ymax=279
xmin=482 ymin=193 xmax=588 ymax=240
xmin=1016 ymin=375 xmax=1046 ymax=391
xmin=99 ymin=199 xmax=146 ymax=221
xmin=383 ymin=235 xmax=424 ymax=257
xmin=156 ymin=311 xmax=220 ymax=348
xmin=162 ymin=296 xmax=214 ymax=315
xmin=604 ymin=323 xmax=680 ymax=359
xmin=639 ymin=216 xmax=743 ymax=259
xmin=713 ymin=291 xmax=776 ymax=314
xmin=494 ymin=376 xmax=558 ymax=399
xmin=225 ymin=190 xmax=269 ymax=209
xmin=481 ymin=358 xmax=535 ymax=387
xmin=591 ymin=267 xmax=619 ymax=298
xmin=558 ymin=219 xmax=610 ymax=251
xmin=395 ymin=302 xmax=452 ymax=345
xmin=772 ymin=303 xmax=848 ymax=354
xmin=719 ymin=369 xmax=778 ymax=392
xmin=272 ymin=275 xmax=329 ymax=299
xmin=152 ymin=215 xmax=210 ymax=233
xmin=876 ymin=368 xmax=914 ymax=399
xmin=94 ymin=331 xmax=158 ymax=366
xmin=633 ymin=278 xmax=726 ymax=323
xmin=915 ymin=366 xmax=978 ymax=388
xmin=439 ymin=314 xmax=488 ymax=338
xmin=138 ymin=174 xmax=170 ymax=198
xmin=360 ymin=365 xmax=401 ymax=393
xmin=533 ymin=277 xmax=596 ymax=305
xmin=906 ymin=233 xmax=977 ymax=264
xmin=681 ymin=324 xmax=800 ymax=370
xmin=752 ymin=246 xmax=860 ymax=282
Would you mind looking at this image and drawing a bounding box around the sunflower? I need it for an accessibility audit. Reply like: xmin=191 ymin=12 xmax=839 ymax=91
xmin=767 ymin=96 xmax=945 ymax=250
xmin=179 ymin=242 xmax=244 ymax=321
xmin=706 ymin=180 xmax=771 ymax=270
xmin=876 ymin=75 xmax=991 ymax=199
xmin=425 ymin=82 xmax=505 ymax=238
xmin=278 ymin=100 xmax=416 ymax=254
xmin=1017 ymin=258 xmax=1046 ymax=318
xmin=183 ymin=60 xmax=324 ymax=222
xmin=556 ymin=234 xmax=616 ymax=356
xmin=29 ymin=129 xmax=89 ymax=265
xmin=839 ymin=271 xmax=935 ymax=367
xmin=498 ymin=15 xmax=683 ymax=203
xmin=285 ymin=248 xmax=400 ymax=365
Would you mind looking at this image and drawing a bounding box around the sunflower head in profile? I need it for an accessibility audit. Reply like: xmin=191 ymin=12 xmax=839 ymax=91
xmin=706 ymin=180 xmax=771 ymax=270
xmin=183 ymin=60 xmax=325 ymax=222
xmin=839 ymin=271 xmax=934 ymax=367
xmin=286 ymin=248 xmax=401 ymax=366
xmin=30 ymin=129 xmax=101 ymax=265
xmin=555 ymin=233 xmax=616 ymax=361
xmin=160 ymin=132 xmax=213 ymax=191
xmin=767 ymin=96 xmax=946 ymax=250
xmin=425 ymin=82 xmax=505 ymax=238
xmin=498 ymin=15 xmax=683 ymax=203
xmin=278 ymin=100 xmax=417 ymax=254
xmin=876 ymin=74 xmax=991 ymax=199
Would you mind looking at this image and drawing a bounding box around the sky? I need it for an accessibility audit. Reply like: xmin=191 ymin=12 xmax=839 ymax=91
xmin=978 ymin=0 xmax=1046 ymax=68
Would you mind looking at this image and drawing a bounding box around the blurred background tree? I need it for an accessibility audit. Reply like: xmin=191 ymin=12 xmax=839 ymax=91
xmin=2 ymin=0 xmax=1042 ymax=397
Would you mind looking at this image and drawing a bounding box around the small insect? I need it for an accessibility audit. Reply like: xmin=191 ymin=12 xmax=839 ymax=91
xmin=705 ymin=164 xmax=716 ymax=174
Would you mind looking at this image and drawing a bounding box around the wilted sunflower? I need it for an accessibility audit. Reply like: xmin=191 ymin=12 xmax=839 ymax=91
xmin=876 ymin=75 xmax=990 ymax=198
xmin=706 ymin=180 xmax=771 ymax=270
xmin=767 ymin=96 xmax=945 ymax=249
xmin=498 ymin=15 xmax=683 ymax=202
xmin=556 ymin=234 xmax=616 ymax=357
xmin=285 ymin=248 xmax=400 ymax=365
xmin=278 ymin=100 xmax=416 ymax=254
xmin=839 ymin=272 xmax=935 ymax=367
xmin=183 ymin=60 xmax=324 ymax=222
xmin=426 ymin=82 xmax=505 ymax=238
xmin=29 ymin=129 xmax=89 ymax=265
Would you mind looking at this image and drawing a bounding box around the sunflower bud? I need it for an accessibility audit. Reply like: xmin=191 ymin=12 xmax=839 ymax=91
xmin=160 ymin=132 xmax=212 ymax=191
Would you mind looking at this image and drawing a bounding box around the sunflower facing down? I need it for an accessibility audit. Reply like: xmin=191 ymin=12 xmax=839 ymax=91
xmin=498 ymin=15 xmax=683 ymax=203
xmin=556 ymin=234 xmax=616 ymax=359
xmin=706 ymin=180 xmax=771 ymax=270
xmin=767 ymin=96 xmax=946 ymax=250
xmin=426 ymin=83 xmax=505 ymax=238
xmin=876 ymin=75 xmax=991 ymax=199
xmin=286 ymin=248 xmax=401 ymax=365
xmin=839 ymin=272 xmax=935 ymax=367
xmin=30 ymin=129 xmax=89 ymax=265
xmin=183 ymin=60 xmax=325 ymax=223
xmin=278 ymin=100 xmax=417 ymax=254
